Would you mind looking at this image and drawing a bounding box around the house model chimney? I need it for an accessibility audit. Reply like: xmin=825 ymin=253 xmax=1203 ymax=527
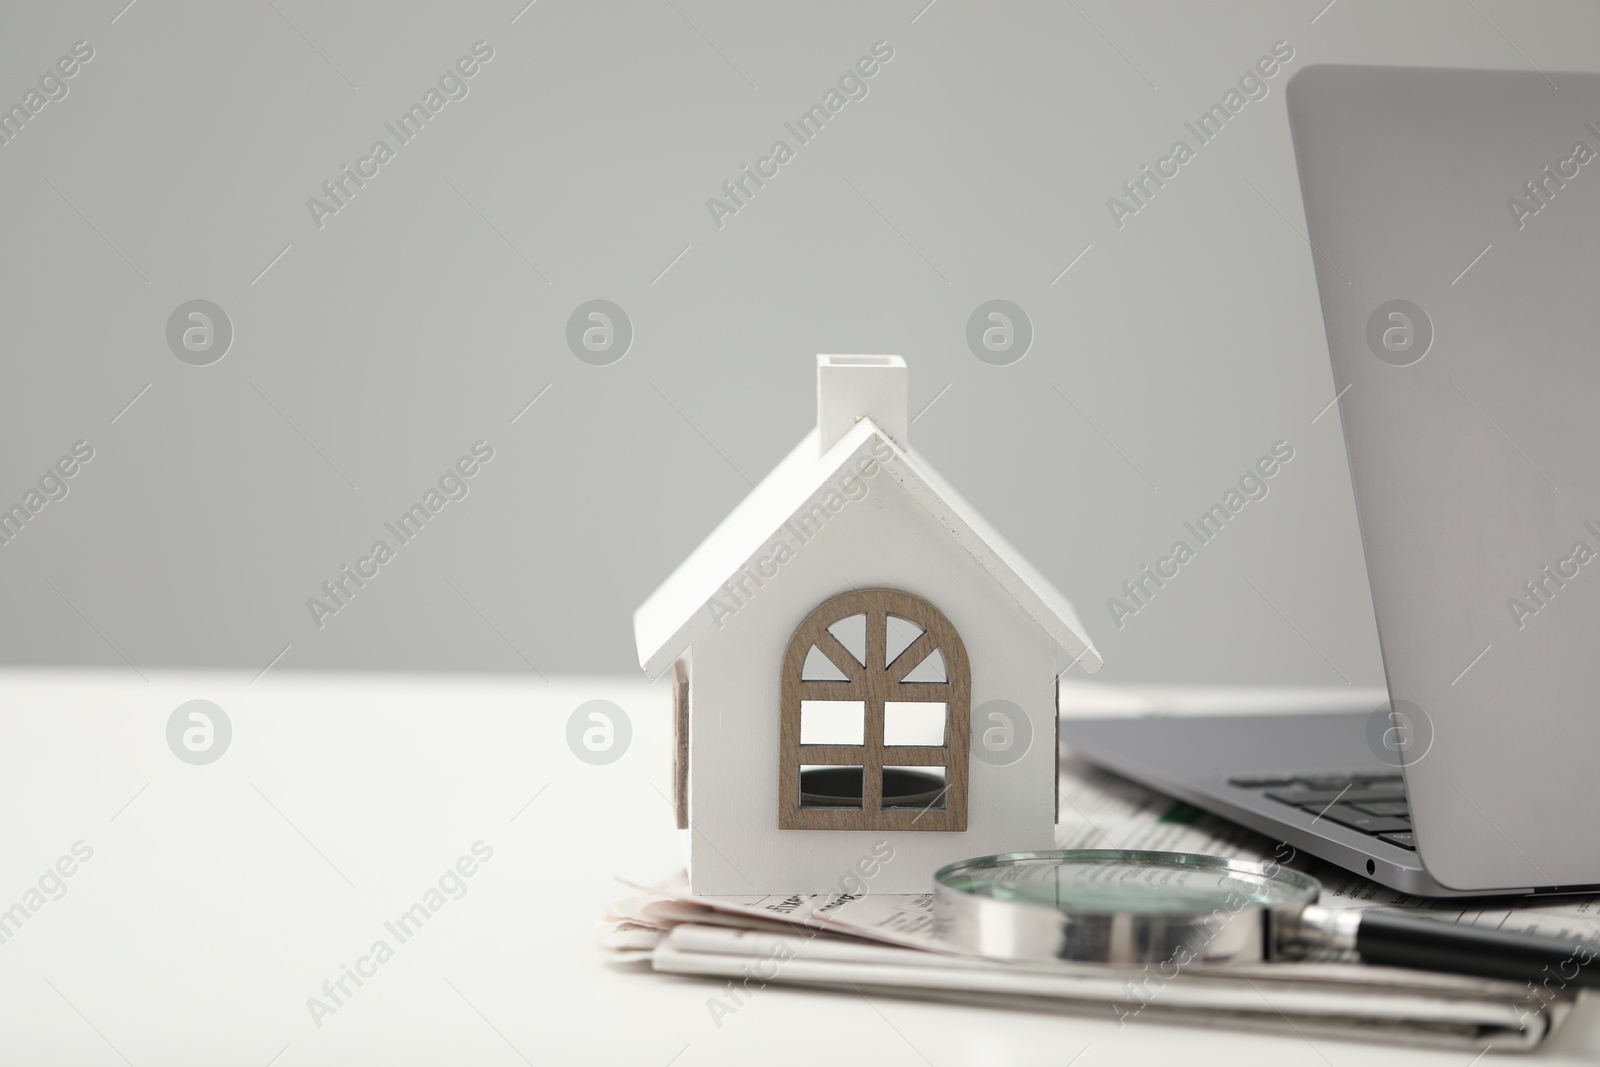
xmin=817 ymin=354 xmax=908 ymax=454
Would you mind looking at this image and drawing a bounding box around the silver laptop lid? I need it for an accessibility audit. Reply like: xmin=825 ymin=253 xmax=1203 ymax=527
xmin=1287 ymin=65 xmax=1600 ymax=892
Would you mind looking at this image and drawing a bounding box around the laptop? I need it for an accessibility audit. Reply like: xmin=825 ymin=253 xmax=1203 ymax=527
xmin=1062 ymin=65 xmax=1600 ymax=897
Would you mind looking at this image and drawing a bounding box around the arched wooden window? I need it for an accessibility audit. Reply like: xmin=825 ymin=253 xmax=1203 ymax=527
xmin=779 ymin=588 xmax=969 ymax=831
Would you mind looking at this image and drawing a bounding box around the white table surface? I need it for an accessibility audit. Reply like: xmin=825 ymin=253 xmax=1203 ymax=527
xmin=1 ymin=671 xmax=1594 ymax=1065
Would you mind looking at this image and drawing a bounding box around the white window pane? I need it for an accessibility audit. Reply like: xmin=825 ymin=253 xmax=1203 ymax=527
xmin=884 ymin=614 xmax=924 ymax=668
xmin=800 ymin=700 xmax=865 ymax=745
xmin=826 ymin=613 xmax=867 ymax=666
xmin=884 ymin=701 xmax=946 ymax=746
xmin=801 ymin=644 xmax=849 ymax=681
xmin=902 ymin=648 xmax=948 ymax=683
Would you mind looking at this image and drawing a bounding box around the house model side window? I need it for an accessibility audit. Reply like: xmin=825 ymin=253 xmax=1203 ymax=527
xmin=779 ymin=588 xmax=970 ymax=831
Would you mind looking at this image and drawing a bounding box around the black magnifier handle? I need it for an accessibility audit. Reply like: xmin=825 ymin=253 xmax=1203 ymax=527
xmin=1351 ymin=909 xmax=1599 ymax=988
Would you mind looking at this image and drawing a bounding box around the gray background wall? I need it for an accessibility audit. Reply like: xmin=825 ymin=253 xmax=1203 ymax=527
xmin=2 ymin=0 xmax=1594 ymax=684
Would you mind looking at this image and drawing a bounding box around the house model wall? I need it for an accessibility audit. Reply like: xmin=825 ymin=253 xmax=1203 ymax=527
xmin=635 ymin=356 xmax=1101 ymax=895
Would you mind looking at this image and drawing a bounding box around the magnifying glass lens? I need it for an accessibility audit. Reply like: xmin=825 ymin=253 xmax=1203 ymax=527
xmin=935 ymin=851 xmax=1322 ymax=965
xmin=940 ymin=852 xmax=1309 ymax=914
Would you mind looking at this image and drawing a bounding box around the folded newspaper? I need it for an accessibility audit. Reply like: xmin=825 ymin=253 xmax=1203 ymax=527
xmin=603 ymin=689 xmax=1595 ymax=1051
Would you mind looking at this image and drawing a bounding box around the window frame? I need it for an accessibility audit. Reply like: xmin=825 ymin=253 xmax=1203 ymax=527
xmin=778 ymin=588 xmax=970 ymax=831
xmin=672 ymin=658 xmax=689 ymax=830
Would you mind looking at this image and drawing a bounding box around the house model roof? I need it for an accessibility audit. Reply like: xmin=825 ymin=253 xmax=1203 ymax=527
xmin=633 ymin=356 xmax=1103 ymax=680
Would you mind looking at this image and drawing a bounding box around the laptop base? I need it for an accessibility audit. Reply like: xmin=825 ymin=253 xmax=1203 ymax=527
xmin=1060 ymin=711 xmax=1592 ymax=898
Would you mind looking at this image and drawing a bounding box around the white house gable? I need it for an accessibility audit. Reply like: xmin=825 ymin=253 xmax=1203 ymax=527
xmin=685 ymin=465 xmax=1063 ymax=893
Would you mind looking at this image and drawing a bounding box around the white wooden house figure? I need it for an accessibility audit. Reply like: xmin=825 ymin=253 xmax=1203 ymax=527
xmin=634 ymin=356 xmax=1101 ymax=894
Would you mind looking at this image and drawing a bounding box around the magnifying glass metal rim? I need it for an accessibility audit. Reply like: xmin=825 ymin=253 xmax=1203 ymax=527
xmin=933 ymin=848 xmax=1321 ymax=967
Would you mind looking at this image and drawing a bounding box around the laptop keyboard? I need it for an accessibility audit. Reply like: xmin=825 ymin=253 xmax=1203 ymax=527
xmin=1227 ymin=772 xmax=1416 ymax=850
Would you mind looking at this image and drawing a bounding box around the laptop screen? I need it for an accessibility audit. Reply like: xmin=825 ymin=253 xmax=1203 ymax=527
xmin=1287 ymin=65 xmax=1600 ymax=891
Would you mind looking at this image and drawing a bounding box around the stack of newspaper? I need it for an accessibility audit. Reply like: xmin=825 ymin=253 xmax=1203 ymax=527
xmin=604 ymin=754 xmax=1595 ymax=1051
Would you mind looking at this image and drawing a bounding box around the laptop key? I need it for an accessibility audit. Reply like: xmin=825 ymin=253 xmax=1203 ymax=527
xmin=1378 ymin=832 xmax=1417 ymax=850
xmin=1267 ymin=786 xmax=1407 ymax=807
xmin=1227 ymin=775 xmax=1296 ymax=788
xmin=1319 ymin=804 xmax=1412 ymax=834
xmin=1348 ymin=799 xmax=1411 ymax=817
xmin=1293 ymin=776 xmax=1359 ymax=790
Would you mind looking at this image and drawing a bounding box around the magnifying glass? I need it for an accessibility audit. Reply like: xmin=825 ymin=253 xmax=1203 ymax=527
xmin=934 ymin=849 xmax=1599 ymax=986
